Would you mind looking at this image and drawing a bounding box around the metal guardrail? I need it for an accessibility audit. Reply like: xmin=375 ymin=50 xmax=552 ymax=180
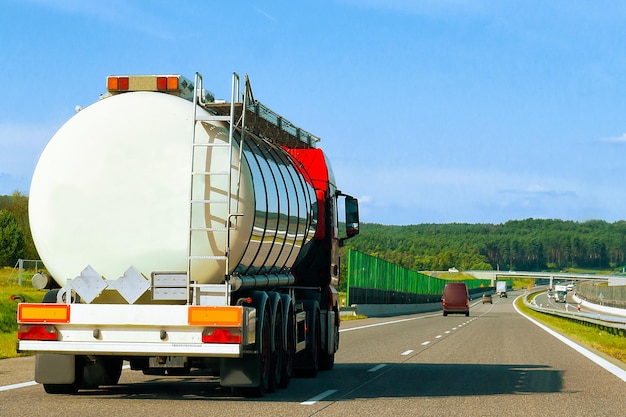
xmin=522 ymin=290 xmax=626 ymax=336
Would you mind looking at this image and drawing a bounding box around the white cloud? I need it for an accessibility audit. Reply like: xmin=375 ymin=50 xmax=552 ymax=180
xmin=599 ymin=133 xmax=626 ymax=143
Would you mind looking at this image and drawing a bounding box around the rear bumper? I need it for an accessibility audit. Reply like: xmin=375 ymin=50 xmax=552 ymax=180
xmin=442 ymin=305 xmax=469 ymax=314
xmin=17 ymin=303 xmax=252 ymax=358
xmin=18 ymin=340 xmax=242 ymax=357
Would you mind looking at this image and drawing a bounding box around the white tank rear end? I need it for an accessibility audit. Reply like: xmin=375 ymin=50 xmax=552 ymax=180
xmin=29 ymin=91 xmax=316 ymax=287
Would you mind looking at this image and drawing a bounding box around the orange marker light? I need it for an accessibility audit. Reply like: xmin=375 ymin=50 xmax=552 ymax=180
xmin=157 ymin=76 xmax=179 ymax=91
xmin=18 ymin=304 xmax=70 ymax=323
xmin=188 ymin=306 xmax=243 ymax=327
xmin=166 ymin=76 xmax=179 ymax=90
xmin=107 ymin=76 xmax=118 ymax=90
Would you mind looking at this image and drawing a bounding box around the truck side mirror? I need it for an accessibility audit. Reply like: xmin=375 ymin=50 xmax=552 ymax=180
xmin=344 ymin=196 xmax=359 ymax=238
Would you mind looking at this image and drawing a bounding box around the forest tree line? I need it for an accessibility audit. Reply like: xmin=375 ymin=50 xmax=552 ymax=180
xmin=0 ymin=192 xmax=37 ymax=266
xmin=342 ymin=219 xmax=626 ymax=273
xmin=3 ymin=193 xmax=626 ymax=274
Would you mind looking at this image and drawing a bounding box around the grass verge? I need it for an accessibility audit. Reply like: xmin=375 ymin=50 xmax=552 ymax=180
xmin=1 ymin=267 xmax=47 ymax=359
xmin=515 ymin=295 xmax=626 ymax=364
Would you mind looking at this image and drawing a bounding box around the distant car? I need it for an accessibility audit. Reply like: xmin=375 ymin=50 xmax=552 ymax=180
xmin=566 ymin=284 xmax=574 ymax=291
xmin=482 ymin=293 xmax=492 ymax=304
xmin=500 ymin=291 xmax=507 ymax=298
xmin=547 ymin=290 xmax=555 ymax=299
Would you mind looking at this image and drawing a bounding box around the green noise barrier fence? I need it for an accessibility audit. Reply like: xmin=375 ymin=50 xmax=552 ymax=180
xmin=346 ymin=249 xmax=493 ymax=305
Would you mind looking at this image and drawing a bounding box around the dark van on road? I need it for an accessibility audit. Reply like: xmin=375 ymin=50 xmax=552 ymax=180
xmin=442 ymin=282 xmax=469 ymax=316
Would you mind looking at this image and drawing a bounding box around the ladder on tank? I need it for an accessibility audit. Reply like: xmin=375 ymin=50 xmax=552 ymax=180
xmin=186 ymin=72 xmax=248 ymax=304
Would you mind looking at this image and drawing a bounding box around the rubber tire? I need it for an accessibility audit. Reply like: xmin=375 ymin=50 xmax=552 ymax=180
xmin=42 ymin=289 xmax=59 ymax=303
xmin=278 ymin=307 xmax=295 ymax=388
xmin=320 ymin=313 xmax=338 ymax=371
xmin=102 ymin=357 xmax=123 ymax=385
xmin=295 ymin=304 xmax=319 ymax=378
xmin=269 ymin=304 xmax=283 ymax=392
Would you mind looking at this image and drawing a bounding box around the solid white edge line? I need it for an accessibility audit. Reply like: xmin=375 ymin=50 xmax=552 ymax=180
xmin=0 ymin=381 xmax=38 ymax=392
xmin=0 ymin=364 xmax=132 ymax=392
xmin=514 ymin=295 xmax=626 ymax=382
xmin=301 ymin=389 xmax=338 ymax=405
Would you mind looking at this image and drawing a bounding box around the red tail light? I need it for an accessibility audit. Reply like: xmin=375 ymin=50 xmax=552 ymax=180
xmin=202 ymin=328 xmax=242 ymax=344
xmin=156 ymin=76 xmax=179 ymax=91
xmin=17 ymin=324 xmax=58 ymax=341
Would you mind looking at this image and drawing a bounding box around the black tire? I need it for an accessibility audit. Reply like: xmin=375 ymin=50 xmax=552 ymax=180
xmin=278 ymin=307 xmax=295 ymax=388
xmin=43 ymin=382 xmax=80 ymax=394
xmin=102 ymin=357 xmax=123 ymax=385
xmin=295 ymin=302 xmax=319 ymax=378
xmin=269 ymin=304 xmax=283 ymax=393
xmin=320 ymin=312 xmax=338 ymax=371
xmin=42 ymin=289 xmax=59 ymax=303
xmin=311 ymin=310 xmax=320 ymax=377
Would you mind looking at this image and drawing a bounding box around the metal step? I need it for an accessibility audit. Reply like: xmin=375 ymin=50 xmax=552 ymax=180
xmin=190 ymin=227 xmax=227 ymax=232
xmin=195 ymin=114 xmax=231 ymax=122
xmin=190 ymin=199 xmax=228 ymax=204
xmin=192 ymin=142 xmax=230 ymax=148
xmin=189 ymin=255 xmax=228 ymax=261
xmin=191 ymin=171 xmax=229 ymax=176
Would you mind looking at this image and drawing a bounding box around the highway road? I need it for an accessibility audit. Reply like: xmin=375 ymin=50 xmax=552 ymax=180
xmin=2 ymin=292 xmax=626 ymax=416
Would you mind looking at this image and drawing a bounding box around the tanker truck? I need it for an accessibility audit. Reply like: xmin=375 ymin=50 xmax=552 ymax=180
xmin=16 ymin=72 xmax=359 ymax=397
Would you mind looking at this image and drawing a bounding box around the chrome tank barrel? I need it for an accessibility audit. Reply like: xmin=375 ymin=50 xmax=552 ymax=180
xmin=29 ymin=91 xmax=317 ymax=286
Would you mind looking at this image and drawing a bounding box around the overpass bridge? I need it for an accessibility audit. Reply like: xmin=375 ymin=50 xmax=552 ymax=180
xmin=463 ymin=270 xmax=625 ymax=287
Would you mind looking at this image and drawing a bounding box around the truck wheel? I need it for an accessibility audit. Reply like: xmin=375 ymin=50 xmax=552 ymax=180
xmin=42 ymin=289 xmax=59 ymax=303
xmin=295 ymin=301 xmax=319 ymax=378
xmin=278 ymin=306 xmax=295 ymax=388
xmin=43 ymin=382 xmax=80 ymax=394
xmin=320 ymin=315 xmax=338 ymax=371
xmin=311 ymin=310 xmax=320 ymax=377
xmin=269 ymin=304 xmax=283 ymax=392
xmin=102 ymin=357 xmax=123 ymax=385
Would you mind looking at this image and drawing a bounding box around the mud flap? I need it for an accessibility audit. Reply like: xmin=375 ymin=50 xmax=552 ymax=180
xmin=220 ymin=355 xmax=260 ymax=388
xmin=35 ymin=353 xmax=76 ymax=384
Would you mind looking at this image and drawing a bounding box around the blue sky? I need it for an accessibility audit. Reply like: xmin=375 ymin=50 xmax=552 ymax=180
xmin=2 ymin=0 xmax=626 ymax=225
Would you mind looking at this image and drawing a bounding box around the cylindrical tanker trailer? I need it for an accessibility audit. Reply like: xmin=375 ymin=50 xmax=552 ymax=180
xmin=17 ymin=73 xmax=359 ymax=397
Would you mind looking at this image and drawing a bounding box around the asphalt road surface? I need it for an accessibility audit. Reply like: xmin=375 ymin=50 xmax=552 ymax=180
xmin=2 ymin=292 xmax=626 ymax=417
